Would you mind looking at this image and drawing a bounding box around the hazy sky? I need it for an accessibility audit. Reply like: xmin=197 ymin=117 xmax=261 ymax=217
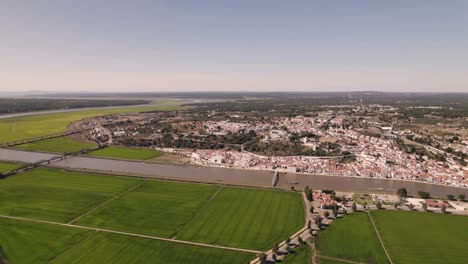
xmin=1 ymin=0 xmax=467 ymax=92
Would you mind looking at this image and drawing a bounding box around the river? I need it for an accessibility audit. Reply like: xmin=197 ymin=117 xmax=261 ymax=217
xmin=0 ymin=148 xmax=466 ymax=197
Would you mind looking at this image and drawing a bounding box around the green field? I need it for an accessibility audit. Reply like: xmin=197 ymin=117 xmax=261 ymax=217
xmin=50 ymin=232 xmax=254 ymax=264
xmin=282 ymin=244 xmax=312 ymax=264
xmin=16 ymin=137 xmax=97 ymax=153
xmin=88 ymin=146 xmax=164 ymax=160
xmin=0 ymin=162 xmax=21 ymax=173
xmin=371 ymin=210 xmax=468 ymax=264
xmin=176 ymin=187 xmax=305 ymax=250
xmin=318 ymin=257 xmax=349 ymax=264
xmin=0 ymin=104 xmax=181 ymax=143
xmin=75 ymin=180 xmax=220 ymax=237
xmin=0 ymin=168 xmax=141 ymax=222
xmin=317 ymin=213 xmax=389 ymax=264
xmin=0 ymin=218 xmax=254 ymax=264
xmin=0 ymin=218 xmax=92 ymax=264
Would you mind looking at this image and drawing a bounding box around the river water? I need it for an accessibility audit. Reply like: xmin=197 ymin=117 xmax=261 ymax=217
xmin=1 ymin=148 xmax=466 ymax=197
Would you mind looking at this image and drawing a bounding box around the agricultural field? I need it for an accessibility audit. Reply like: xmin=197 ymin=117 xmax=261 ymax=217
xmin=282 ymin=244 xmax=312 ymax=264
xmin=316 ymin=210 xmax=468 ymax=264
xmin=88 ymin=146 xmax=164 ymax=160
xmin=0 ymin=218 xmax=92 ymax=264
xmin=371 ymin=210 xmax=468 ymax=264
xmin=0 ymin=218 xmax=254 ymax=264
xmin=0 ymin=168 xmax=141 ymax=222
xmin=176 ymin=187 xmax=305 ymax=250
xmin=0 ymin=104 xmax=182 ymax=143
xmin=0 ymin=168 xmax=305 ymax=263
xmin=74 ymin=180 xmax=220 ymax=237
xmin=316 ymin=213 xmax=389 ymax=264
xmin=50 ymin=232 xmax=254 ymax=264
xmin=0 ymin=162 xmax=21 ymax=173
xmin=16 ymin=137 xmax=97 ymax=153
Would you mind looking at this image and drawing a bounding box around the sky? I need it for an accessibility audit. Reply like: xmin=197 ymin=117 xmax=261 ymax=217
xmin=0 ymin=0 xmax=467 ymax=93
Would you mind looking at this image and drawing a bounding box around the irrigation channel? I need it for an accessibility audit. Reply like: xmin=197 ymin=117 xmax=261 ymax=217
xmin=0 ymin=148 xmax=467 ymax=197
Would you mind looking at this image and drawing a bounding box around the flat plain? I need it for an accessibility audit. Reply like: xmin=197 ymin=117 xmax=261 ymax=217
xmin=282 ymin=244 xmax=312 ymax=264
xmin=0 ymin=161 xmax=21 ymax=173
xmin=0 ymin=104 xmax=181 ymax=143
xmin=0 ymin=168 xmax=141 ymax=222
xmin=176 ymin=187 xmax=305 ymax=250
xmin=316 ymin=212 xmax=389 ymax=264
xmin=371 ymin=210 xmax=468 ymax=264
xmin=16 ymin=136 xmax=97 ymax=153
xmin=88 ymin=146 xmax=164 ymax=160
xmin=75 ymin=180 xmax=220 ymax=237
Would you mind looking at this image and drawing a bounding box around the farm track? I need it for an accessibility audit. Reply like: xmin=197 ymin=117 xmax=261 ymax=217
xmin=67 ymin=180 xmax=148 ymax=224
xmin=0 ymin=214 xmax=262 ymax=254
xmin=367 ymin=212 xmax=393 ymax=264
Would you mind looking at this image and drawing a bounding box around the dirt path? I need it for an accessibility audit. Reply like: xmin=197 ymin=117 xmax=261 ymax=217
xmin=367 ymin=212 xmax=393 ymax=264
xmin=68 ymin=180 xmax=147 ymax=224
xmin=320 ymin=255 xmax=367 ymax=264
xmin=0 ymin=214 xmax=261 ymax=254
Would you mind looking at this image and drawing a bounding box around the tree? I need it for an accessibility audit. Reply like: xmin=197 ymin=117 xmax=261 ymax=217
xmin=272 ymin=254 xmax=277 ymax=262
xmin=298 ymin=236 xmax=305 ymax=244
xmin=458 ymin=194 xmax=466 ymax=201
xmin=408 ymin=203 xmax=415 ymax=210
xmin=351 ymin=202 xmax=357 ymax=212
xmin=422 ymin=202 xmax=428 ymax=211
xmin=447 ymin=194 xmax=455 ymax=200
xmin=376 ymin=201 xmax=382 ymax=210
xmin=324 ymin=211 xmax=330 ymax=218
xmin=441 ymin=205 xmax=447 ymax=213
xmin=305 ymin=186 xmax=313 ymax=201
xmin=397 ymin=188 xmax=408 ymax=197
xmin=418 ymin=191 xmax=430 ymax=199
xmin=332 ymin=208 xmax=338 ymax=218
xmin=393 ymin=202 xmax=399 ymax=209
xmin=272 ymin=243 xmax=279 ymax=254
xmin=314 ymin=215 xmax=323 ymax=227
xmin=257 ymin=253 xmax=266 ymax=263
xmin=309 ymin=206 xmax=314 ymax=214
xmin=286 ymin=237 xmax=291 ymax=244
xmin=307 ymin=220 xmax=312 ymax=229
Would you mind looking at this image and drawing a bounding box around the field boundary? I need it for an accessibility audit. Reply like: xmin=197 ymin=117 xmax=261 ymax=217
xmin=67 ymin=180 xmax=147 ymax=224
xmin=320 ymin=255 xmax=367 ymax=264
xmin=173 ymin=186 xmax=224 ymax=238
xmin=367 ymin=212 xmax=393 ymax=264
xmin=0 ymin=214 xmax=262 ymax=254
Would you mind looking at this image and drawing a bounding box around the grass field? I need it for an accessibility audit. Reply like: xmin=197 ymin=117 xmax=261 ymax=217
xmin=16 ymin=137 xmax=97 ymax=153
xmin=176 ymin=187 xmax=305 ymax=250
xmin=0 ymin=104 xmax=181 ymax=143
xmin=0 ymin=162 xmax=21 ymax=173
xmin=50 ymin=232 xmax=254 ymax=264
xmin=0 ymin=218 xmax=92 ymax=264
xmin=316 ymin=213 xmax=389 ymax=264
xmin=0 ymin=218 xmax=254 ymax=264
xmin=318 ymin=258 xmax=349 ymax=264
xmin=88 ymin=146 xmax=164 ymax=160
xmin=75 ymin=180 xmax=220 ymax=238
xmin=371 ymin=210 xmax=468 ymax=264
xmin=282 ymin=244 xmax=312 ymax=264
xmin=0 ymin=168 xmax=141 ymax=222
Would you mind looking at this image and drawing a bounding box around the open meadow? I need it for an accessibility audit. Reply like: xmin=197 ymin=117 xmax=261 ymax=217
xmin=0 ymin=168 xmax=142 ymax=222
xmin=87 ymin=146 xmax=164 ymax=160
xmin=16 ymin=137 xmax=97 ymax=153
xmin=0 ymin=104 xmax=182 ymax=143
xmin=176 ymin=187 xmax=305 ymax=250
xmin=0 ymin=162 xmax=21 ymax=173
xmin=371 ymin=210 xmax=468 ymax=264
xmin=282 ymin=244 xmax=312 ymax=264
xmin=0 ymin=167 xmax=305 ymax=263
xmin=316 ymin=210 xmax=468 ymax=264
xmin=316 ymin=213 xmax=389 ymax=264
